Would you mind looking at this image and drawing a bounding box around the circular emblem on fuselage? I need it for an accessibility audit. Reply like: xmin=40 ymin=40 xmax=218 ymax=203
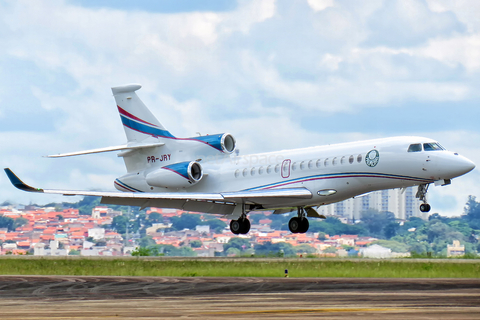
xmin=365 ymin=149 xmax=379 ymax=167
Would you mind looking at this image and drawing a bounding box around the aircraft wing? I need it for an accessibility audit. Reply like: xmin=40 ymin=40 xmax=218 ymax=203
xmin=4 ymin=168 xmax=312 ymax=204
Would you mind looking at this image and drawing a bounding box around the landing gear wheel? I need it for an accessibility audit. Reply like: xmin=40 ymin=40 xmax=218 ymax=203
xmin=299 ymin=218 xmax=309 ymax=233
xmin=289 ymin=217 xmax=301 ymax=233
xmin=240 ymin=218 xmax=251 ymax=234
xmin=230 ymin=220 xmax=241 ymax=234
xmin=230 ymin=218 xmax=251 ymax=234
xmin=420 ymin=203 xmax=431 ymax=213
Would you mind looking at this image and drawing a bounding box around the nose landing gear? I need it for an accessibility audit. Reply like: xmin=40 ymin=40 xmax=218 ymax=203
xmin=416 ymin=184 xmax=431 ymax=213
xmin=289 ymin=207 xmax=310 ymax=233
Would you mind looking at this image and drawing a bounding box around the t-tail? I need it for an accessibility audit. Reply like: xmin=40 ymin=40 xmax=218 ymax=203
xmin=46 ymin=84 xmax=237 ymax=176
xmin=112 ymin=84 xmax=175 ymax=143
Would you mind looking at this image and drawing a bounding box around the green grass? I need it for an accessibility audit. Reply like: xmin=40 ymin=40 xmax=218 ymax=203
xmin=0 ymin=257 xmax=479 ymax=278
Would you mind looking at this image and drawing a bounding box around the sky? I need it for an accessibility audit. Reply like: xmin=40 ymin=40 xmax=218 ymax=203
xmin=0 ymin=0 xmax=479 ymax=216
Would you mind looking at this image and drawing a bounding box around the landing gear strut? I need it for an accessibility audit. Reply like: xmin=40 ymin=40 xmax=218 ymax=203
xmin=416 ymin=184 xmax=431 ymax=213
xmin=289 ymin=207 xmax=309 ymax=233
xmin=230 ymin=203 xmax=251 ymax=234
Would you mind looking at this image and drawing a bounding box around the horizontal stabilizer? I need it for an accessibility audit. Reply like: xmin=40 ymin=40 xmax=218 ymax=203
xmin=45 ymin=142 xmax=165 ymax=158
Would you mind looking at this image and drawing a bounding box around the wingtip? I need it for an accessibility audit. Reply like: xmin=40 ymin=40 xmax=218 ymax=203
xmin=4 ymin=168 xmax=43 ymax=193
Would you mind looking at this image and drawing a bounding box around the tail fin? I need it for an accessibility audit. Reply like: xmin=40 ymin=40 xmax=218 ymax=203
xmin=112 ymin=84 xmax=175 ymax=143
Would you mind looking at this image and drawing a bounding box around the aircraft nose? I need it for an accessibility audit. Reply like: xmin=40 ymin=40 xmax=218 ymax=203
xmin=453 ymin=155 xmax=475 ymax=177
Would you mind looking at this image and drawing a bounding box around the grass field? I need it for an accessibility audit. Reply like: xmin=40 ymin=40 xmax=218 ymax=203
xmin=0 ymin=257 xmax=479 ymax=278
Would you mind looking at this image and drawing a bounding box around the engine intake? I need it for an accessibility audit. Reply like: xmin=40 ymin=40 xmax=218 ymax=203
xmin=146 ymin=161 xmax=203 ymax=188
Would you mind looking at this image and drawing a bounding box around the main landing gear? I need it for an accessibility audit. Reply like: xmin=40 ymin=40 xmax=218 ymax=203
xmin=416 ymin=184 xmax=431 ymax=213
xmin=289 ymin=207 xmax=309 ymax=233
xmin=230 ymin=203 xmax=251 ymax=235
xmin=230 ymin=218 xmax=250 ymax=235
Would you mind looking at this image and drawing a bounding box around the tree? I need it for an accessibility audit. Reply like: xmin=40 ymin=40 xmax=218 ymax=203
xmin=170 ymin=213 xmax=201 ymax=230
xmin=0 ymin=216 xmax=15 ymax=231
xmin=111 ymin=215 xmax=134 ymax=234
xmin=190 ymin=240 xmax=202 ymax=248
xmin=139 ymin=236 xmax=156 ymax=247
xmin=254 ymin=242 xmax=296 ymax=257
xmin=224 ymin=237 xmax=250 ymax=253
xmin=13 ymin=217 xmax=28 ymax=230
xmin=131 ymin=247 xmax=154 ymax=256
xmin=323 ymin=246 xmax=337 ymax=253
xmin=294 ymin=244 xmax=316 ymax=254
xmin=148 ymin=212 xmax=163 ymax=223
xmin=69 ymin=249 xmax=80 ymax=255
xmin=360 ymin=209 xmax=395 ymax=238
xmin=384 ymin=222 xmax=400 ymax=239
xmin=226 ymin=247 xmax=241 ymax=256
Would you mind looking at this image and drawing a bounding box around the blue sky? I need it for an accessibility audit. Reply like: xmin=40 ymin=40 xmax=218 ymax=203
xmin=0 ymin=0 xmax=479 ymax=216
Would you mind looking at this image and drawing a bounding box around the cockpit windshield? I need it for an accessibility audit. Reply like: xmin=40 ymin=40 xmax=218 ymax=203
xmin=407 ymin=144 xmax=422 ymax=152
xmin=423 ymin=142 xmax=445 ymax=151
xmin=408 ymin=142 xmax=446 ymax=152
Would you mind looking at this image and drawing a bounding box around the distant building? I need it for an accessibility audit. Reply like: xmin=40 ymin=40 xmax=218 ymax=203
xmin=317 ymin=186 xmax=425 ymax=221
xmin=447 ymin=240 xmax=465 ymax=257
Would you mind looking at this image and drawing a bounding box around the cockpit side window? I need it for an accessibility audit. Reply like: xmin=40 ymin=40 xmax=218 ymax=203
xmin=424 ymin=142 xmax=445 ymax=151
xmin=408 ymin=144 xmax=422 ymax=152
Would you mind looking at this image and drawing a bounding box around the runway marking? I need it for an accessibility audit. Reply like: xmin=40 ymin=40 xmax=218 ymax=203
xmin=204 ymin=307 xmax=410 ymax=315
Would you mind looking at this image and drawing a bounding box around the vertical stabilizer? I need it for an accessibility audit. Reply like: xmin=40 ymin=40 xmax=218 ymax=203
xmin=112 ymin=84 xmax=175 ymax=143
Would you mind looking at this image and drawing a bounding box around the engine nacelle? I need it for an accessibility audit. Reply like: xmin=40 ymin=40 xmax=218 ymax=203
xmin=193 ymin=133 xmax=236 ymax=154
xmin=146 ymin=161 xmax=203 ymax=189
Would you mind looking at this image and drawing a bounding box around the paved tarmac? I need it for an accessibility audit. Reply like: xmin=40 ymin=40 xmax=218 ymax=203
xmin=0 ymin=276 xmax=479 ymax=319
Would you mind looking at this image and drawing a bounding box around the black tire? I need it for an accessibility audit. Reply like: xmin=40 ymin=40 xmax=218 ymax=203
xmin=230 ymin=220 xmax=241 ymax=234
xmin=420 ymin=204 xmax=431 ymax=213
xmin=289 ymin=217 xmax=301 ymax=233
xmin=240 ymin=218 xmax=251 ymax=234
xmin=299 ymin=218 xmax=309 ymax=233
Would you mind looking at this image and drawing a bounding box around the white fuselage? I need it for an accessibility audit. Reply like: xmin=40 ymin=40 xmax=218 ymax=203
xmin=116 ymin=136 xmax=475 ymax=211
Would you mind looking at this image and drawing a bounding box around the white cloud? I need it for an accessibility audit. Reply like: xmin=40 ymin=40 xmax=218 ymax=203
xmin=307 ymin=0 xmax=335 ymax=12
xmin=417 ymin=35 xmax=480 ymax=71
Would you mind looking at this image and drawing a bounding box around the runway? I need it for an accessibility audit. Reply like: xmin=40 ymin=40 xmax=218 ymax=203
xmin=0 ymin=276 xmax=479 ymax=319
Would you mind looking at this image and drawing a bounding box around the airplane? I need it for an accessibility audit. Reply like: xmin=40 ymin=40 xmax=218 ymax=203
xmin=5 ymin=84 xmax=476 ymax=234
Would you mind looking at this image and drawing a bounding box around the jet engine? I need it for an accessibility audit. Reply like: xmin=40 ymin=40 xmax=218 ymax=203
xmin=146 ymin=161 xmax=203 ymax=189
xmin=193 ymin=133 xmax=236 ymax=154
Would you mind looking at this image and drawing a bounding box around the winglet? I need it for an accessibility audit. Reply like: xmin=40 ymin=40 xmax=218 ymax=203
xmin=4 ymin=168 xmax=43 ymax=193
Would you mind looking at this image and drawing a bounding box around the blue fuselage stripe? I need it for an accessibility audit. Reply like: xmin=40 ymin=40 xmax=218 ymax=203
xmin=243 ymin=172 xmax=433 ymax=191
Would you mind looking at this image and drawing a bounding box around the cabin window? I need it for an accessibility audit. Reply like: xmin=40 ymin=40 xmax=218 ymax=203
xmin=242 ymin=168 xmax=248 ymax=177
xmin=332 ymin=157 xmax=338 ymax=166
xmin=251 ymin=167 xmax=256 ymax=176
xmin=308 ymin=160 xmax=314 ymax=169
xmin=316 ymin=159 xmax=322 ymax=168
xmin=349 ymin=155 xmax=354 ymax=164
xmin=300 ymin=161 xmax=306 ymax=170
xmin=324 ymin=158 xmax=330 ymax=167
xmin=259 ymin=166 xmax=264 ymax=175
xmin=357 ymin=154 xmax=362 ymax=163
xmin=408 ymin=144 xmax=422 ymax=152
xmin=292 ymin=162 xmax=297 ymax=171
xmin=424 ymin=142 xmax=445 ymax=151
xmin=234 ymin=169 xmax=240 ymax=178
xmin=341 ymin=156 xmax=346 ymax=165
xmin=266 ymin=165 xmax=272 ymax=174
xmin=275 ymin=164 xmax=280 ymax=173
